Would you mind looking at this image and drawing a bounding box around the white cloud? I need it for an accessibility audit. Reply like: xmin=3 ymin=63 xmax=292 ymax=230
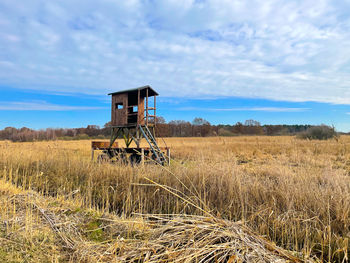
xmin=0 ymin=0 xmax=350 ymax=104
xmin=178 ymin=106 xmax=309 ymax=112
xmin=0 ymin=101 xmax=106 ymax=111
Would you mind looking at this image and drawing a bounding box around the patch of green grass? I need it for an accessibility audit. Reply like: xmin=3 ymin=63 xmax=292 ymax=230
xmin=48 ymin=200 xmax=59 ymax=207
xmin=63 ymin=207 xmax=81 ymax=216
xmin=85 ymin=219 xmax=105 ymax=242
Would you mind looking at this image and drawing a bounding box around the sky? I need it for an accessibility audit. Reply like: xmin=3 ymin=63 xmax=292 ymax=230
xmin=0 ymin=0 xmax=350 ymax=131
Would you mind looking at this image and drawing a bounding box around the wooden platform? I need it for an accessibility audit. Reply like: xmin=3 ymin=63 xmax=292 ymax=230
xmin=91 ymin=141 xmax=170 ymax=165
xmin=91 ymin=141 xmax=118 ymax=149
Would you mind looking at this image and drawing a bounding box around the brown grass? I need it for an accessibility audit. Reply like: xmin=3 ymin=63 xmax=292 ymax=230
xmin=0 ymin=136 xmax=349 ymax=262
xmin=0 ymin=178 xmax=311 ymax=262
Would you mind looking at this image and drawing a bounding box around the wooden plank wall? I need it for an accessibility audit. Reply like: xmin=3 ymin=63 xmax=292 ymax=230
xmin=111 ymin=93 xmax=128 ymax=125
xmin=138 ymin=96 xmax=145 ymax=125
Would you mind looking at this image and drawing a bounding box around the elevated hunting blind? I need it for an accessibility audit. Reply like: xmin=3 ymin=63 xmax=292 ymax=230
xmin=109 ymin=85 xmax=158 ymax=127
xmin=91 ymin=85 xmax=169 ymax=165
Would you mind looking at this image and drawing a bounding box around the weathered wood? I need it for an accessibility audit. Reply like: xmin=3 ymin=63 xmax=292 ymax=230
xmin=146 ymin=88 xmax=149 ymax=126
xmin=111 ymin=86 xmax=154 ymax=127
xmin=141 ymin=148 xmax=144 ymax=166
xmin=111 ymin=93 xmax=128 ymax=126
xmin=138 ymin=96 xmax=145 ymax=125
xmin=167 ymin=148 xmax=171 ymax=165
xmin=92 ymin=141 xmax=119 ymax=149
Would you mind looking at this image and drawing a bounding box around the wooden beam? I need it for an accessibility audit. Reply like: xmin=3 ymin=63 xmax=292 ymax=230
xmin=166 ymin=148 xmax=171 ymax=165
xmin=154 ymin=96 xmax=156 ymax=121
xmin=146 ymin=88 xmax=149 ymax=126
xmin=137 ymin=89 xmax=140 ymax=125
xmin=154 ymin=96 xmax=156 ymax=135
xmin=141 ymin=148 xmax=144 ymax=166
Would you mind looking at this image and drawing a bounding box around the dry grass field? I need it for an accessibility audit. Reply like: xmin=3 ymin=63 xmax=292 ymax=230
xmin=0 ymin=136 xmax=350 ymax=262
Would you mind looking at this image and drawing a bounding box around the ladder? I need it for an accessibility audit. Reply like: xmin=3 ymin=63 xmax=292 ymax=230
xmin=139 ymin=125 xmax=166 ymax=165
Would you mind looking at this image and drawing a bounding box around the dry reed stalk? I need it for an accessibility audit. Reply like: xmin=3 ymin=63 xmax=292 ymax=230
xmin=0 ymin=179 xmax=316 ymax=263
xmin=116 ymin=214 xmax=316 ymax=262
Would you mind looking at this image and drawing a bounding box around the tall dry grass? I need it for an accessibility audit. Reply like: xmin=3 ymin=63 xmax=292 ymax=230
xmin=0 ymin=177 xmax=307 ymax=262
xmin=0 ymin=136 xmax=349 ymax=261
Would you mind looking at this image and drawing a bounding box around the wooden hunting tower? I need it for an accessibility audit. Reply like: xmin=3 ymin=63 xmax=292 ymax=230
xmin=108 ymin=85 xmax=158 ymax=127
xmin=90 ymin=85 xmax=168 ymax=165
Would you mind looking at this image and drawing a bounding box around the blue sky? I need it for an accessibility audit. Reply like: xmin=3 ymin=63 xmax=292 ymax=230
xmin=0 ymin=1 xmax=350 ymax=131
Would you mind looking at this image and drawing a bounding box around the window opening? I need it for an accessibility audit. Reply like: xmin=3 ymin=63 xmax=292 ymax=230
xmin=116 ymin=102 xmax=123 ymax=110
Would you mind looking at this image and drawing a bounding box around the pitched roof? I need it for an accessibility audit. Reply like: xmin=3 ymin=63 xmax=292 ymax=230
xmin=108 ymin=85 xmax=159 ymax=96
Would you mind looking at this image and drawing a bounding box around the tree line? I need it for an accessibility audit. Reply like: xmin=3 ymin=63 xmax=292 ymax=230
xmin=157 ymin=118 xmax=312 ymax=137
xmin=0 ymin=117 xmax=317 ymax=142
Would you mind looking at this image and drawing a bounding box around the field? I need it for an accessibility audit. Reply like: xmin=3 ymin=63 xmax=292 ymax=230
xmin=0 ymin=136 xmax=349 ymax=262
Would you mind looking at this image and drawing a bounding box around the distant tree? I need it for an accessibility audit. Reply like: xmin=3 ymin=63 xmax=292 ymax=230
xmin=297 ymin=125 xmax=338 ymax=140
xmin=45 ymin=128 xmax=57 ymax=140
xmin=192 ymin=117 xmax=210 ymax=126
xmin=76 ymin=128 xmax=86 ymax=135
xmin=66 ymin=129 xmax=77 ymax=137
xmin=0 ymin=127 xmax=17 ymax=140
xmin=149 ymin=116 xmax=166 ymax=124
xmin=86 ymin=125 xmax=100 ymax=137
xmin=156 ymin=116 xmax=166 ymax=124
xmin=154 ymin=116 xmax=169 ymax=137
xmin=20 ymin=127 xmax=31 ymax=133
xmin=218 ymin=128 xmax=235 ymax=136
xmin=264 ymin=125 xmax=284 ymax=135
xmin=242 ymin=119 xmax=264 ymax=135
xmin=192 ymin=118 xmax=211 ymax=136
xmin=87 ymin=125 xmax=100 ymax=130
xmin=233 ymin=122 xmax=244 ymax=134
xmin=104 ymin=122 xmax=111 ymax=128
xmin=244 ymin=119 xmax=261 ymax=126
xmin=169 ymin=120 xmax=192 ymax=137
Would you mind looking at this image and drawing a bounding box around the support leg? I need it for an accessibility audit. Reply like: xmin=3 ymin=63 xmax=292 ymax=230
xmin=135 ymin=128 xmax=141 ymax=148
xmin=167 ymin=148 xmax=171 ymax=165
xmin=110 ymin=127 xmax=120 ymax=147
xmin=141 ymin=148 xmax=144 ymax=166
